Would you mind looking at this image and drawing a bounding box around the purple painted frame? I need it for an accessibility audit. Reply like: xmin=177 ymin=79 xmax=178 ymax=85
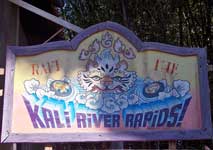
xmin=1 ymin=21 xmax=212 ymax=143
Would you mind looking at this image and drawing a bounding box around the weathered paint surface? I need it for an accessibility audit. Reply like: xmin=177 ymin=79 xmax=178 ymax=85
xmin=1 ymin=22 xmax=212 ymax=142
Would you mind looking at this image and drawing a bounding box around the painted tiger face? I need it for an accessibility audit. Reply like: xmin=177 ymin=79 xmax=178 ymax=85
xmin=78 ymin=49 xmax=137 ymax=93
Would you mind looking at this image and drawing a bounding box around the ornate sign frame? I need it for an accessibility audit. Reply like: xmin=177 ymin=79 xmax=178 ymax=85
xmin=1 ymin=22 xmax=212 ymax=142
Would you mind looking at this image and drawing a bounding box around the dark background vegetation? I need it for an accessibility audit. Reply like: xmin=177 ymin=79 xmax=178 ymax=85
xmin=60 ymin=0 xmax=212 ymax=51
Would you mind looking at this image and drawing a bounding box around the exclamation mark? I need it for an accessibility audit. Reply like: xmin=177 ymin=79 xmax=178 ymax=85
xmin=176 ymin=98 xmax=191 ymax=127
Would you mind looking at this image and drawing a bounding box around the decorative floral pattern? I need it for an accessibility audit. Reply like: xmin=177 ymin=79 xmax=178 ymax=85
xmin=79 ymin=32 xmax=136 ymax=63
xmin=173 ymin=80 xmax=190 ymax=97
xmin=116 ymin=95 xmax=128 ymax=109
xmin=89 ymin=39 xmax=100 ymax=53
xmin=85 ymin=95 xmax=103 ymax=110
xmin=24 ymin=78 xmax=40 ymax=94
xmin=114 ymin=38 xmax=125 ymax=53
xmin=23 ymin=77 xmax=191 ymax=113
xmin=23 ymin=32 xmax=191 ymax=114
xmin=101 ymin=32 xmax=113 ymax=48
xmin=101 ymin=97 xmax=120 ymax=113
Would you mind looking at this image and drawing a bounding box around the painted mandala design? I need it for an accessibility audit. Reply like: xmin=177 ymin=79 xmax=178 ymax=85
xmin=23 ymin=32 xmax=191 ymax=114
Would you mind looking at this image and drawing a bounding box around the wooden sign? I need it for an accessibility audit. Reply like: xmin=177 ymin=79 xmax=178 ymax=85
xmin=1 ymin=22 xmax=212 ymax=142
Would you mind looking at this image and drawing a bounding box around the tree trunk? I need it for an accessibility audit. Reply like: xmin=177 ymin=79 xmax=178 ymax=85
xmin=178 ymin=7 xmax=183 ymax=46
xmin=120 ymin=0 xmax=129 ymax=27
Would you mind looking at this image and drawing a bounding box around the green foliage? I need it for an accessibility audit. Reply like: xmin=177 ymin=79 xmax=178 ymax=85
xmin=59 ymin=0 xmax=122 ymax=39
xmin=59 ymin=0 xmax=212 ymax=52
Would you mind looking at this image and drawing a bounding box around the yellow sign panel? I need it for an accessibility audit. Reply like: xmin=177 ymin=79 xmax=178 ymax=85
xmin=2 ymin=22 xmax=211 ymax=142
